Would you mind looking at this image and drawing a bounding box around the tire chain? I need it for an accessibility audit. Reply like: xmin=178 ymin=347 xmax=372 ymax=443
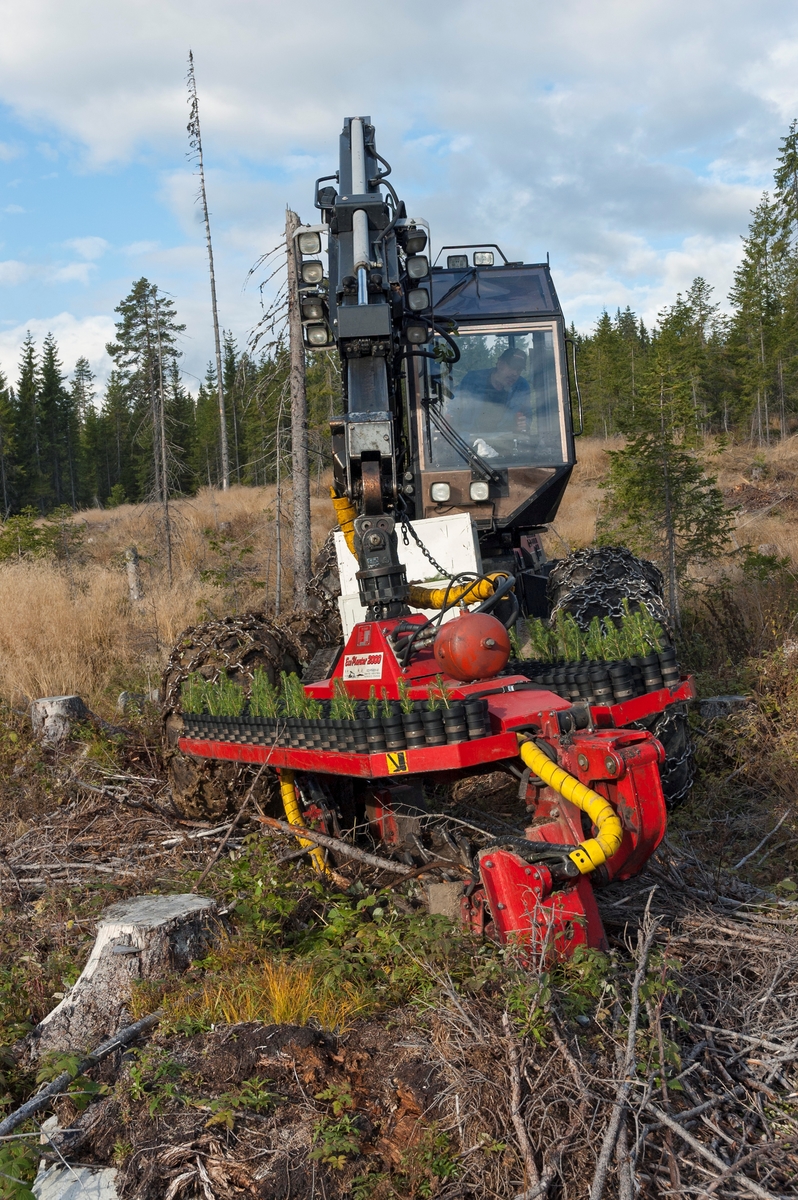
xmin=543 ymin=545 xmax=693 ymax=811
xmin=547 ymin=546 xmax=672 ymax=636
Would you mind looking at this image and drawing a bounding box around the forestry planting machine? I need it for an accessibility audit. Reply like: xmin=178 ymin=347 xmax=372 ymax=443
xmin=178 ymin=117 xmax=695 ymax=956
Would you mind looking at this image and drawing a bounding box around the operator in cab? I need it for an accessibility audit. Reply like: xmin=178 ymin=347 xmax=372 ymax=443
xmin=446 ymin=346 xmax=532 ymax=460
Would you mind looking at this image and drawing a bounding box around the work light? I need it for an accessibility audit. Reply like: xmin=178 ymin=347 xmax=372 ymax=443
xmin=447 ymin=254 xmax=468 ymax=270
xmin=406 ymin=227 xmax=427 ymax=254
xmin=298 ymin=231 xmax=322 ymax=255
xmin=470 ymin=481 xmax=490 ymax=501
xmin=301 ymin=261 xmax=324 ymax=285
xmin=431 ymin=482 xmax=451 ymax=502
xmin=407 ymin=255 xmax=429 ymax=279
xmin=305 ymin=324 xmax=330 ymax=347
xmin=407 ymin=287 xmax=430 ymax=312
xmin=406 ymin=324 xmax=430 ymax=344
xmin=473 ymin=251 xmax=494 ymax=266
xmin=302 ymin=298 xmax=325 ymax=321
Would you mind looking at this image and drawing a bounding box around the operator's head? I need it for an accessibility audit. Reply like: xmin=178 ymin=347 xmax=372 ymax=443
xmin=492 ymin=348 xmax=527 ymax=389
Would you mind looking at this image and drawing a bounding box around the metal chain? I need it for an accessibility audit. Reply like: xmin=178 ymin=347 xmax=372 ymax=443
xmin=546 ymin=546 xmax=672 ymax=633
xmin=398 ymin=516 xmax=456 ymax=580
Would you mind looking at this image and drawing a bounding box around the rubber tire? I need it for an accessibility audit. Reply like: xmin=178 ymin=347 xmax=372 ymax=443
xmin=161 ymin=609 xmax=339 ymax=819
xmin=545 ymin=546 xmax=694 ymax=811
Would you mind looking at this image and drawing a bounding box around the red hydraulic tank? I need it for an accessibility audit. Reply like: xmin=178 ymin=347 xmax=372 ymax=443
xmin=433 ymin=611 xmax=511 ymax=682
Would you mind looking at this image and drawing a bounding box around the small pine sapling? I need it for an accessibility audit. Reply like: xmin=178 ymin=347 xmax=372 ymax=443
xmin=397 ymin=677 xmax=414 ymax=715
xmin=380 ymin=687 xmax=393 ymax=718
xmin=207 ymin=674 xmax=244 ymax=717
xmin=585 ymin=617 xmax=605 ymax=662
xmin=250 ymin=668 xmax=279 ymax=718
xmin=180 ymin=673 xmax=207 ymax=714
xmin=434 ymin=674 xmax=453 ymax=709
xmin=367 ymin=685 xmax=379 ymax=719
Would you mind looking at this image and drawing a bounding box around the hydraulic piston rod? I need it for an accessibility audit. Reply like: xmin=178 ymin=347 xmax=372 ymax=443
xmin=350 ymin=116 xmax=370 ymax=304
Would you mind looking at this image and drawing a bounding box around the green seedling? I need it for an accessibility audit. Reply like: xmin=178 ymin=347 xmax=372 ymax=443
xmin=250 ymin=667 xmax=280 ymax=718
xmin=367 ymin=685 xmax=379 ymax=719
xmin=397 ymin=677 xmax=414 ymax=715
xmin=434 ymin=674 xmax=453 ymax=709
xmin=180 ymin=672 xmax=207 ymax=715
xmin=380 ymin=687 xmax=392 ymax=718
xmin=205 ymin=674 xmax=245 ymax=717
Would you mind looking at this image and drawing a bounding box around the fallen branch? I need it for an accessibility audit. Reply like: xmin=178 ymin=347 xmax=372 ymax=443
xmin=258 ymin=815 xmax=458 ymax=876
xmin=588 ymin=904 xmax=660 ymax=1200
xmin=732 ymin=812 xmax=790 ymax=871
xmin=0 ymin=1011 xmax=162 ymax=1138
xmin=502 ymin=1011 xmax=540 ymax=1194
xmin=644 ymin=1101 xmax=782 ymax=1200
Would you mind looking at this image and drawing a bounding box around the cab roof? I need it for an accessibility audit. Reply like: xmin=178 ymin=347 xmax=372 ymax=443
xmin=431 ymin=263 xmax=562 ymax=323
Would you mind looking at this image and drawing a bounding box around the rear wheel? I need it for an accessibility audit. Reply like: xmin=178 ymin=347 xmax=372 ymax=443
xmin=546 ymin=546 xmax=694 ymax=811
xmin=161 ymin=609 xmax=339 ymax=819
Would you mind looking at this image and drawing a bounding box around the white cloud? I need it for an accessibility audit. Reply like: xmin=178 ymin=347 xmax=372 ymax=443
xmin=0 ymin=142 xmax=20 ymax=161
xmin=0 ymin=260 xmax=30 ymax=284
xmin=63 ymin=235 xmax=109 ymax=259
xmin=0 ymin=0 xmax=795 ymax=367
xmin=0 ymin=313 xmax=115 ymax=382
xmin=3 ymin=204 xmax=25 ymax=214
xmin=48 ymin=262 xmax=95 ymax=284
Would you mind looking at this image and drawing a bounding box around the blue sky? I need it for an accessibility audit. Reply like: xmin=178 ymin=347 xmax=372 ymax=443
xmin=1 ymin=0 xmax=797 ymax=394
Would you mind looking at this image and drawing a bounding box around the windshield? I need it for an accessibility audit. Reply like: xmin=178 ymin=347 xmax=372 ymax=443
xmin=425 ymin=328 xmax=568 ymax=469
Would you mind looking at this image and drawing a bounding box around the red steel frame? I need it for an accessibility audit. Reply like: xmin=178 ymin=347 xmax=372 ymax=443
xmin=178 ymin=614 xmax=695 ymax=960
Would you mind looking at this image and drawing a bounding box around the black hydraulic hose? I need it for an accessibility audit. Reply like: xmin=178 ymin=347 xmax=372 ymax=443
xmin=474 ymin=572 xmax=517 ymax=615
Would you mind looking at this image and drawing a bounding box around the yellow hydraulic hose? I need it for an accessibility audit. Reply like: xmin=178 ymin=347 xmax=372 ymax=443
xmin=517 ymin=736 xmax=624 ymax=875
xmin=330 ymin=489 xmax=358 ymax=559
xmin=407 ymin=573 xmax=508 ymax=610
xmin=279 ymin=768 xmax=330 ymax=875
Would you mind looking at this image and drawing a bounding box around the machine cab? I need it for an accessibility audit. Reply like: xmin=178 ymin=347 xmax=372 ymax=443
xmin=407 ymin=250 xmax=576 ymax=536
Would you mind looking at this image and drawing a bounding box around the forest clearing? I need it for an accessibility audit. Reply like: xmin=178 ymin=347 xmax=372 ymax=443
xmin=0 ymin=436 xmax=796 ymax=1198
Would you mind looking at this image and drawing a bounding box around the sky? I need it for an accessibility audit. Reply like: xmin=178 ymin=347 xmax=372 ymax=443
xmin=0 ymin=0 xmax=797 ymax=394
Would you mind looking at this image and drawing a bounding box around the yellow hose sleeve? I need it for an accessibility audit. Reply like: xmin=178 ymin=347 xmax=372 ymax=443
xmin=407 ymin=573 xmax=508 ymax=610
xmin=330 ymin=489 xmax=358 ymax=559
xmin=517 ymin=736 xmax=624 ymax=875
xmin=279 ymin=768 xmax=330 ymax=875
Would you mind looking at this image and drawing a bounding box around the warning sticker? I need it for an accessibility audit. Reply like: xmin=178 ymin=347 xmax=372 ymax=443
xmin=342 ymin=652 xmax=384 ymax=681
xmin=386 ymin=751 xmax=409 ymax=774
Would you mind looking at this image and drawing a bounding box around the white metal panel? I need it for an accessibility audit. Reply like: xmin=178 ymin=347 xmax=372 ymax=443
xmin=334 ymin=512 xmax=482 ymax=639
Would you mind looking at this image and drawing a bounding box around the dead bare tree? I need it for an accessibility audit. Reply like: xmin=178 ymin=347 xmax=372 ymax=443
xmin=187 ymin=49 xmax=229 ymax=491
xmin=285 ymin=208 xmax=312 ymax=601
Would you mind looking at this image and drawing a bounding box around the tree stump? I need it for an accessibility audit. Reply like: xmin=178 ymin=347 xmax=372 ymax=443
xmin=124 ymin=545 xmax=144 ymax=602
xmin=33 ymin=1163 xmax=119 ymax=1199
xmin=31 ymin=894 xmax=219 ymax=1059
xmin=29 ymin=696 xmax=88 ymax=746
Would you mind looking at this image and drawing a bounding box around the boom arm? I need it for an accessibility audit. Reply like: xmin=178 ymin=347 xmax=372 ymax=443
xmin=297 ymin=116 xmax=437 ymax=619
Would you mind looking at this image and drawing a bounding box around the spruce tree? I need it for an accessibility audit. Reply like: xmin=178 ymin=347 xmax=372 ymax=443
xmin=600 ymin=296 xmax=734 ymax=624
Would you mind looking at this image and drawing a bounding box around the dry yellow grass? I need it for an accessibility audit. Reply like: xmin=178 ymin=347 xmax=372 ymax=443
xmin=2 ymin=439 xmax=798 ymax=713
xmin=0 ymin=483 xmax=337 ymax=711
xmin=158 ymin=958 xmax=370 ymax=1033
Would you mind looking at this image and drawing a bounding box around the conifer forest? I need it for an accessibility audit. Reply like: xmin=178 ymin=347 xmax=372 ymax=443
xmin=1 ymin=126 xmax=797 ymax=519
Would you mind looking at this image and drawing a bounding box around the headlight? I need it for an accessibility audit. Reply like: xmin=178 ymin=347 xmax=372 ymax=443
xmin=302 ymin=299 xmax=324 ymax=320
xmin=406 ymin=227 xmax=427 ymax=254
xmin=447 ymin=254 xmax=468 ymax=269
xmin=473 ymin=250 xmax=494 ymax=266
xmin=407 ymin=255 xmax=429 ymax=279
xmin=430 ymin=482 xmax=451 ymax=502
xmin=301 ymin=261 xmax=324 ymax=285
xmin=470 ymin=481 xmax=490 ymax=501
xmin=407 ymin=287 xmax=430 ymax=312
xmin=305 ymin=324 xmax=330 ymax=346
xmin=406 ymin=323 xmax=430 ymax=344
xmin=298 ymin=231 xmax=321 ymax=255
